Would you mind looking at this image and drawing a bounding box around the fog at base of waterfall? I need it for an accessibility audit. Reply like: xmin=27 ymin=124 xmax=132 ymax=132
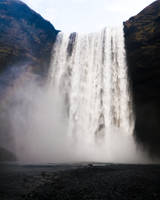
xmin=8 ymin=82 xmax=149 ymax=164
xmin=7 ymin=26 xmax=154 ymax=164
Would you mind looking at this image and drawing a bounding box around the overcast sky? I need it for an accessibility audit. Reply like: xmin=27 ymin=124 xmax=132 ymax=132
xmin=22 ymin=0 xmax=154 ymax=33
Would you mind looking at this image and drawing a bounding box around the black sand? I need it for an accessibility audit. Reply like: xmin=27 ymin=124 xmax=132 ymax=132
xmin=0 ymin=163 xmax=160 ymax=200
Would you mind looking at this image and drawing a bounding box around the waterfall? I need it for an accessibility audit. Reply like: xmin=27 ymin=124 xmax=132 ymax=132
xmin=49 ymin=26 xmax=134 ymax=143
xmin=10 ymin=26 xmax=150 ymax=163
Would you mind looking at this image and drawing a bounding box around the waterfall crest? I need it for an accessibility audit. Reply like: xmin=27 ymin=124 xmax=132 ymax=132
xmin=49 ymin=26 xmax=134 ymax=141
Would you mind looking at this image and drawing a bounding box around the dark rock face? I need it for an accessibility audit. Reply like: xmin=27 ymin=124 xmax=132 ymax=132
xmin=0 ymin=0 xmax=59 ymax=75
xmin=67 ymin=32 xmax=77 ymax=57
xmin=0 ymin=147 xmax=16 ymax=161
xmin=124 ymin=0 xmax=160 ymax=156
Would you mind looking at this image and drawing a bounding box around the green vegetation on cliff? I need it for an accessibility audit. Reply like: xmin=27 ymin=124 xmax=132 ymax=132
xmin=0 ymin=0 xmax=59 ymax=74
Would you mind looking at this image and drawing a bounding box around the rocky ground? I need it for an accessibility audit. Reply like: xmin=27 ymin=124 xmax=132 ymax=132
xmin=0 ymin=163 xmax=160 ymax=200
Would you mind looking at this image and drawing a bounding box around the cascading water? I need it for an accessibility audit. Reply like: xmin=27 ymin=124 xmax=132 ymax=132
xmin=49 ymin=26 xmax=134 ymax=144
xmin=10 ymin=25 xmax=149 ymax=163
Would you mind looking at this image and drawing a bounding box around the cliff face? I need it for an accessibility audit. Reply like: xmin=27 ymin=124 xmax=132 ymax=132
xmin=0 ymin=0 xmax=58 ymax=75
xmin=0 ymin=0 xmax=59 ymax=161
xmin=124 ymin=0 xmax=160 ymax=155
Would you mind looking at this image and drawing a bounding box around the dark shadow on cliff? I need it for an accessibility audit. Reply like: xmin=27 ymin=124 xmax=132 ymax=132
xmin=124 ymin=0 xmax=160 ymax=157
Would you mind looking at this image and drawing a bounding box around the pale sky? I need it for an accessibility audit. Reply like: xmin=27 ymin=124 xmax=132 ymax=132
xmin=22 ymin=0 xmax=154 ymax=33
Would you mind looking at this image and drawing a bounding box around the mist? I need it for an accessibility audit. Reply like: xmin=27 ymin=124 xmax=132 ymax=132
xmin=0 ymin=64 xmax=153 ymax=164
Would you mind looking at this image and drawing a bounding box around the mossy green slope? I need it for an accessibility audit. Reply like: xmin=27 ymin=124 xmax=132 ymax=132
xmin=0 ymin=0 xmax=59 ymax=75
